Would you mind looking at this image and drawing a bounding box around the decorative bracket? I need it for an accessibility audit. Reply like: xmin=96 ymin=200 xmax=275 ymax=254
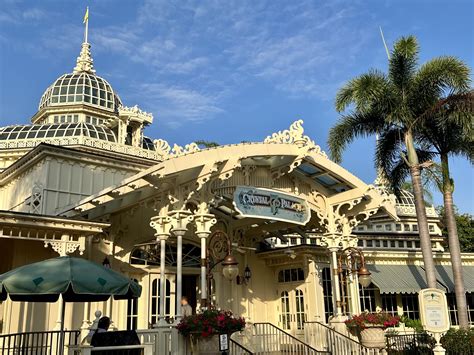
xmin=44 ymin=235 xmax=86 ymax=256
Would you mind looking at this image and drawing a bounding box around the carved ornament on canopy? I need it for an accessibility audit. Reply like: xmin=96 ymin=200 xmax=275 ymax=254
xmin=264 ymin=120 xmax=328 ymax=158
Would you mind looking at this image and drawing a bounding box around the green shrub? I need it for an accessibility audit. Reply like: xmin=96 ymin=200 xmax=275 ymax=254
xmin=400 ymin=316 xmax=424 ymax=333
xmin=440 ymin=328 xmax=474 ymax=355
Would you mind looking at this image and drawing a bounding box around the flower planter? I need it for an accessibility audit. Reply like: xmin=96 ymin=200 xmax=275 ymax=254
xmin=189 ymin=334 xmax=220 ymax=355
xmin=360 ymin=326 xmax=386 ymax=349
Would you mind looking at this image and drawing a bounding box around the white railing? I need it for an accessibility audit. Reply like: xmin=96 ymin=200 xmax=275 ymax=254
xmin=304 ymin=321 xmax=386 ymax=355
xmin=136 ymin=325 xmax=186 ymax=355
xmin=69 ymin=344 xmax=153 ymax=355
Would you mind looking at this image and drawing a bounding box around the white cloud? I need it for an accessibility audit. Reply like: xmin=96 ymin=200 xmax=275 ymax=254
xmin=136 ymin=83 xmax=224 ymax=128
xmin=1 ymin=0 xmax=376 ymax=127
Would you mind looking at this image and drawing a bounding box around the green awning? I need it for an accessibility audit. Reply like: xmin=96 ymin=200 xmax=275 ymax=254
xmin=434 ymin=265 xmax=474 ymax=293
xmin=367 ymin=264 xmax=444 ymax=294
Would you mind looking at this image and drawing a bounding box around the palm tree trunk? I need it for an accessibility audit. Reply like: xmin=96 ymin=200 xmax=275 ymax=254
xmin=441 ymin=153 xmax=469 ymax=328
xmin=405 ymin=130 xmax=438 ymax=288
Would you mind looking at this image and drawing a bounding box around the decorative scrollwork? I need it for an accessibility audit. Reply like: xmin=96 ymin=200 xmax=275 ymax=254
xmin=153 ymin=140 xmax=201 ymax=160
xmin=264 ymin=119 xmax=328 ymax=157
xmin=208 ymin=230 xmax=230 ymax=261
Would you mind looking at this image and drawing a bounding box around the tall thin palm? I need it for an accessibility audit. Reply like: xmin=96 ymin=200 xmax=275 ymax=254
xmin=328 ymin=36 xmax=470 ymax=289
xmin=396 ymin=92 xmax=473 ymax=327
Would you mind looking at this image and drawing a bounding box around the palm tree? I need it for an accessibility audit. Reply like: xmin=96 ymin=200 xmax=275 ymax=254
xmin=390 ymin=92 xmax=473 ymax=328
xmin=328 ymin=36 xmax=470 ymax=289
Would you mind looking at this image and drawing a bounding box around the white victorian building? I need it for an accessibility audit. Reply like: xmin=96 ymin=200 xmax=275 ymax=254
xmin=0 ymin=21 xmax=473 ymax=354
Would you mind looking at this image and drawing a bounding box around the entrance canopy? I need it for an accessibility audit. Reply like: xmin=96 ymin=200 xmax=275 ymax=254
xmin=60 ymin=121 xmax=396 ymax=243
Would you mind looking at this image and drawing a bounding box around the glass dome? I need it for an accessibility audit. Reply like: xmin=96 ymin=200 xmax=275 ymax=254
xmin=0 ymin=122 xmax=117 ymax=142
xmin=39 ymin=72 xmax=122 ymax=112
xmin=396 ymin=189 xmax=416 ymax=206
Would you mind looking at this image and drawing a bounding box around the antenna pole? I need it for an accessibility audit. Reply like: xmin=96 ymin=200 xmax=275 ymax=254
xmin=379 ymin=26 xmax=390 ymax=60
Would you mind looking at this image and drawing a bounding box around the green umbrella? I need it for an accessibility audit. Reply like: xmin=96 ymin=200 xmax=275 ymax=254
xmin=0 ymin=256 xmax=141 ymax=302
xmin=0 ymin=256 xmax=141 ymax=354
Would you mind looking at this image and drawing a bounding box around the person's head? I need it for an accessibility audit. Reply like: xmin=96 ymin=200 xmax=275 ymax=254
xmin=97 ymin=316 xmax=111 ymax=331
xmin=181 ymin=296 xmax=189 ymax=306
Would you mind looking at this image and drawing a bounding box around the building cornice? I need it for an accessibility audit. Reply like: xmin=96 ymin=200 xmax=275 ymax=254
xmin=0 ymin=143 xmax=150 ymax=185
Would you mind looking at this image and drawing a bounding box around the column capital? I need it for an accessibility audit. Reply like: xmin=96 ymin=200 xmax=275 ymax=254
xmin=168 ymin=209 xmax=194 ymax=236
xmin=150 ymin=215 xmax=173 ymax=240
xmin=194 ymin=212 xmax=217 ymax=238
xmin=321 ymin=232 xmax=343 ymax=250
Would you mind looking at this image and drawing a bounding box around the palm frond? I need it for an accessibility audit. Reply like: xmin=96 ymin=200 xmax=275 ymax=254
xmin=374 ymin=127 xmax=405 ymax=181
xmin=327 ymin=111 xmax=385 ymax=163
xmin=389 ymin=36 xmax=419 ymax=93
xmin=388 ymin=149 xmax=437 ymax=197
xmin=411 ymin=57 xmax=471 ymax=112
xmin=335 ymin=70 xmax=390 ymax=112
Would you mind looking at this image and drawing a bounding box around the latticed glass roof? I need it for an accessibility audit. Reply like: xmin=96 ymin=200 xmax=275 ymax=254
xmin=0 ymin=123 xmax=117 ymax=142
xmin=396 ymin=190 xmax=416 ymax=206
xmin=39 ymin=72 xmax=122 ymax=112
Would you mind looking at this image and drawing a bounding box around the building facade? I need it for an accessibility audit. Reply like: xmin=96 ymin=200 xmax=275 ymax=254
xmin=1 ymin=28 xmax=473 ymax=340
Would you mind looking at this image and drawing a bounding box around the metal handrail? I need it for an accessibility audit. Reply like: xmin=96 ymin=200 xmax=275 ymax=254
xmin=303 ymin=321 xmax=384 ymax=354
xmin=229 ymin=338 xmax=254 ymax=354
xmin=253 ymin=322 xmax=331 ymax=354
xmin=304 ymin=320 xmax=362 ymax=345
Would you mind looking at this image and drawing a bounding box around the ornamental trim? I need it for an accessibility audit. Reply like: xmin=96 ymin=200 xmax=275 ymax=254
xmin=264 ymin=120 xmax=328 ymax=158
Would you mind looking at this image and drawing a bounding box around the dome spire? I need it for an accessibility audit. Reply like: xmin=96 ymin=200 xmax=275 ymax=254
xmin=73 ymin=7 xmax=95 ymax=74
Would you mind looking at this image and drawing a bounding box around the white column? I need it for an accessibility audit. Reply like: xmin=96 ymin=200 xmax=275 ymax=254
xmin=176 ymin=231 xmax=183 ymax=320
xmin=330 ymin=248 xmax=343 ymax=317
xmin=200 ymin=235 xmax=207 ymax=304
xmin=150 ymin=213 xmax=174 ymax=326
xmin=159 ymin=236 xmax=167 ymax=325
xmin=81 ymin=302 xmax=91 ymax=339
xmin=193 ymin=207 xmax=216 ymax=309
xmin=54 ymin=296 xmax=64 ymax=330
xmin=168 ymin=209 xmax=193 ymax=321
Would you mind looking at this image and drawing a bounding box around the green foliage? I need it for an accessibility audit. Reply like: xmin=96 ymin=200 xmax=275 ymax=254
xmin=195 ymin=140 xmax=220 ymax=148
xmin=400 ymin=316 xmax=424 ymax=333
xmin=440 ymin=328 xmax=474 ymax=355
xmin=437 ymin=206 xmax=474 ymax=252
xmin=328 ymin=34 xmax=471 ymax=194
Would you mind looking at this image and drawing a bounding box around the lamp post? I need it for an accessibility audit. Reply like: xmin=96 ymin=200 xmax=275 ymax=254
xmin=337 ymin=247 xmax=372 ymax=315
xmin=206 ymin=230 xmax=239 ymax=307
xmin=337 ymin=247 xmax=372 ymax=287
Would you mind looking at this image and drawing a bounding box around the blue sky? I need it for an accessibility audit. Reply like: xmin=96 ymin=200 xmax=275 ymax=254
xmin=0 ymin=0 xmax=473 ymax=213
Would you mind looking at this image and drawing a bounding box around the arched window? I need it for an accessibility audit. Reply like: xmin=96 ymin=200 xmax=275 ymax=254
xmin=150 ymin=278 xmax=171 ymax=325
xmin=130 ymin=243 xmax=201 ymax=267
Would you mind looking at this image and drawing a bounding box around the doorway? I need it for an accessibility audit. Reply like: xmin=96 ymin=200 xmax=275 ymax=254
xmin=278 ymin=287 xmax=307 ymax=337
xmin=182 ymin=275 xmax=198 ymax=314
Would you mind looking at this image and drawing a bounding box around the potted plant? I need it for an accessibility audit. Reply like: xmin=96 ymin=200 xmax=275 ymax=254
xmin=176 ymin=308 xmax=246 ymax=354
xmin=345 ymin=311 xmax=400 ymax=349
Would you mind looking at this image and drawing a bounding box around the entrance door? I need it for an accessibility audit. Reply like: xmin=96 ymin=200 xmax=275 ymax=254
xmin=278 ymin=287 xmax=307 ymax=336
xmin=149 ymin=274 xmax=175 ymax=325
xmin=182 ymin=275 xmax=198 ymax=314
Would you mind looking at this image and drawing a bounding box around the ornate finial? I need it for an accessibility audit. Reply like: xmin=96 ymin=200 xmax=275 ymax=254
xmin=73 ymin=7 xmax=95 ymax=74
xmin=264 ymin=119 xmax=328 ymax=157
